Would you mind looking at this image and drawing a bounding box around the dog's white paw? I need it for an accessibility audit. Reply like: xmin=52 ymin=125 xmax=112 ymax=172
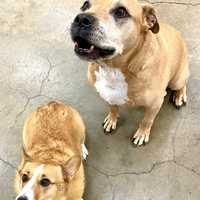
xmin=82 ymin=144 xmax=88 ymax=160
xmin=103 ymin=113 xmax=118 ymax=134
xmin=131 ymin=129 xmax=150 ymax=146
xmin=171 ymin=86 xmax=187 ymax=109
xmin=174 ymin=92 xmax=187 ymax=108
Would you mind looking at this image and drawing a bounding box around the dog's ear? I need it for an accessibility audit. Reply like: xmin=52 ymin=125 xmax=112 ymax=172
xmin=142 ymin=4 xmax=159 ymax=34
xmin=62 ymin=156 xmax=81 ymax=178
xmin=22 ymin=147 xmax=32 ymax=161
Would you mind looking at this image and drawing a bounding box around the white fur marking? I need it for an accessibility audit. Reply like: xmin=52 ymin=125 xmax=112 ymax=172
xmin=95 ymin=67 xmax=129 ymax=105
xmin=98 ymin=20 xmax=124 ymax=55
xmin=82 ymin=144 xmax=88 ymax=160
xmin=16 ymin=165 xmax=44 ymax=200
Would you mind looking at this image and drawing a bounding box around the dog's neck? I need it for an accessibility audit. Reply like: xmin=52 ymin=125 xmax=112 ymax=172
xmin=25 ymin=147 xmax=74 ymax=166
xmin=100 ymin=31 xmax=159 ymax=73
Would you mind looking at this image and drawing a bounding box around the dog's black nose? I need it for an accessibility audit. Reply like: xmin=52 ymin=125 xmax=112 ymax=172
xmin=17 ymin=196 xmax=28 ymax=200
xmin=74 ymin=14 xmax=95 ymax=27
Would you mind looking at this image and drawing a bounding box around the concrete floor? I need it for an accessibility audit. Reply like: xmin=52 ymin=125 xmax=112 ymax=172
xmin=0 ymin=0 xmax=200 ymax=199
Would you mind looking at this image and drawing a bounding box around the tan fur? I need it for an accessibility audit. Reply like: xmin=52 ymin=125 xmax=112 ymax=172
xmin=86 ymin=0 xmax=189 ymax=145
xmin=15 ymin=101 xmax=86 ymax=200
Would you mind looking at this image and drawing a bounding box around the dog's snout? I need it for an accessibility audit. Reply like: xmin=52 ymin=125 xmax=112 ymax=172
xmin=74 ymin=14 xmax=96 ymax=27
xmin=16 ymin=196 xmax=28 ymax=200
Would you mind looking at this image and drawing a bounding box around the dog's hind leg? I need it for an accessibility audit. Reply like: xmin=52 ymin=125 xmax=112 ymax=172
xmin=170 ymin=85 xmax=187 ymax=109
xmin=169 ymin=45 xmax=189 ymax=109
xmin=103 ymin=105 xmax=119 ymax=134
xmin=169 ymin=66 xmax=189 ymax=109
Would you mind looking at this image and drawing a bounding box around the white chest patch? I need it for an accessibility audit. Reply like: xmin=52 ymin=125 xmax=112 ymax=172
xmin=94 ymin=67 xmax=129 ymax=105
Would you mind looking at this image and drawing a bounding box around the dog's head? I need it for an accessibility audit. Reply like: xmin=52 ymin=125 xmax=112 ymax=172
xmin=15 ymin=153 xmax=81 ymax=200
xmin=70 ymin=0 xmax=159 ymax=61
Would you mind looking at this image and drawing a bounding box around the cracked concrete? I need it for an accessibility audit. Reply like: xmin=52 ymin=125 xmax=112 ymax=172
xmin=143 ymin=0 xmax=200 ymax=6
xmin=0 ymin=0 xmax=200 ymax=200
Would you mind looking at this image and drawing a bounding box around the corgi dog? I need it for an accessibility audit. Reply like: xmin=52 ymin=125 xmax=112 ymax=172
xmin=15 ymin=101 xmax=88 ymax=200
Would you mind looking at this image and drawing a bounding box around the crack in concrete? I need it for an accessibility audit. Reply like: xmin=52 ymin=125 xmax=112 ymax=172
xmin=0 ymin=156 xmax=16 ymax=169
xmin=5 ymin=57 xmax=66 ymax=128
xmin=13 ymin=94 xmax=42 ymax=126
xmin=12 ymin=57 xmax=58 ymax=125
xmin=87 ymin=164 xmax=116 ymax=200
xmin=87 ymin=158 xmax=200 ymax=199
xmin=88 ymin=159 xmax=174 ymax=177
xmin=39 ymin=57 xmax=68 ymax=95
xmin=14 ymin=97 xmax=30 ymax=124
xmin=174 ymin=160 xmax=200 ymax=176
xmin=88 ymin=157 xmax=200 ymax=178
xmin=39 ymin=57 xmax=54 ymax=94
xmin=143 ymin=0 xmax=200 ymax=6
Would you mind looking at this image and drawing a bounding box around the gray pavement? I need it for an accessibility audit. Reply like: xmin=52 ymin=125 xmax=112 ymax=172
xmin=0 ymin=0 xmax=200 ymax=199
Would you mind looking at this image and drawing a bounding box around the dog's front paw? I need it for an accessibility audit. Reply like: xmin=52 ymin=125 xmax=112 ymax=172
xmin=102 ymin=113 xmax=118 ymax=134
xmin=131 ymin=128 xmax=150 ymax=146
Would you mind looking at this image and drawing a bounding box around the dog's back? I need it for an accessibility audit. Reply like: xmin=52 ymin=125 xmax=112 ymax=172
xmin=23 ymin=101 xmax=85 ymax=162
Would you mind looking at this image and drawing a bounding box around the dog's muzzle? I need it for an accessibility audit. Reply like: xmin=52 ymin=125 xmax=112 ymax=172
xmin=70 ymin=13 xmax=115 ymax=60
xmin=16 ymin=196 xmax=28 ymax=200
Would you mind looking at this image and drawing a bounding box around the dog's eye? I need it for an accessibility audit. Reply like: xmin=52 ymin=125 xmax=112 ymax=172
xmin=40 ymin=178 xmax=51 ymax=187
xmin=22 ymin=174 xmax=29 ymax=183
xmin=81 ymin=1 xmax=91 ymax=11
xmin=112 ymin=7 xmax=130 ymax=19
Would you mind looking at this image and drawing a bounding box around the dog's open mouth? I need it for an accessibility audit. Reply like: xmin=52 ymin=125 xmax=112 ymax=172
xmin=74 ymin=37 xmax=115 ymax=59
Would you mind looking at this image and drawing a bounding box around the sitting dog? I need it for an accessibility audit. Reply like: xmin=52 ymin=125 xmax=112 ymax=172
xmin=15 ymin=101 xmax=88 ymax=200
xmin=70 ymin=0 xmax=189 ymax=146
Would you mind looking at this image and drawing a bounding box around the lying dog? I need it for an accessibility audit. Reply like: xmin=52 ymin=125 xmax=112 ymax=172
xmin=15 ymin=101 xmax=88 ymax=200
xmin=70 ymin=0 xmax=189 ymax=146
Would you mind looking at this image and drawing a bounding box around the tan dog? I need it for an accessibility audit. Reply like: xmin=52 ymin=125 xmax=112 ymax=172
xmin=70 ymin=0 xmax=189 ymax=146
xmin=15 ymin=101 xmax=88 ymax=200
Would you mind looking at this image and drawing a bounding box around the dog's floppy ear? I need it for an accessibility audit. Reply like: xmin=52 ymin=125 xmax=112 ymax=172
xmin=142 ymin=4 xmax=159 ymax=34
xmin=62 ymin=155 xmax=81 ymax=178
